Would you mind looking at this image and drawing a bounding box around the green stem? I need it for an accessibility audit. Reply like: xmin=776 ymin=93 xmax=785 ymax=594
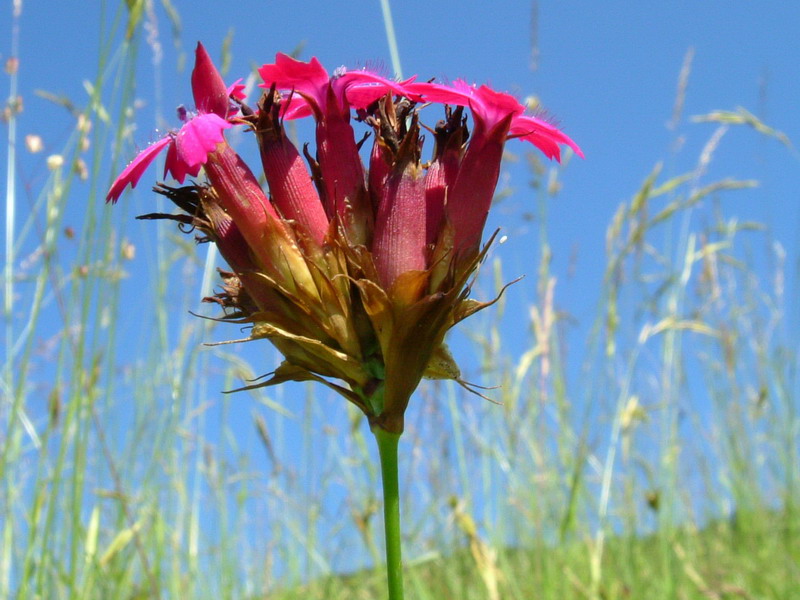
xmin=374 ymin=427 xmax=405 ymax=600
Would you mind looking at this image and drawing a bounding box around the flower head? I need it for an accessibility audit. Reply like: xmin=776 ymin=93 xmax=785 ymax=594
xmin=108 ymin=44 xmax=581 ymax=434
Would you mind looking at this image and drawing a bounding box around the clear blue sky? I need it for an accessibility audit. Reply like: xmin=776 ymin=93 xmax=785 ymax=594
xmin=4 ymin=0 xmax=799 ymax=576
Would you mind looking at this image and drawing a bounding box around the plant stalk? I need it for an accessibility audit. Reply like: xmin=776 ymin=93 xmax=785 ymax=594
xmin=374 ymin=427 xmax=404 ymax=600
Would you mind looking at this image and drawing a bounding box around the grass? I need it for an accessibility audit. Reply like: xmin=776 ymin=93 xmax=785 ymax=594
xmin=2 ymin=3 xmax=798 ymax=599
xmin=271 ymin=507 xmax=798 ymax=599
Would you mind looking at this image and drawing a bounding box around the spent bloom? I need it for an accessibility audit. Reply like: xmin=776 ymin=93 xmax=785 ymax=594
xmin=108 ymin=44 xmax=581 ymax=434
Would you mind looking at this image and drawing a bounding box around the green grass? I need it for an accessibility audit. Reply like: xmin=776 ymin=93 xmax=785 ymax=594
xmin=2 ymin=3 xmax=798 ymax=599
xmin=270 ymin=507 xmax=798 ymax=599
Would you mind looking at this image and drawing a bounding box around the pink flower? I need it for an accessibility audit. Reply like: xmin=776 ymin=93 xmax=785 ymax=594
xmin=408 ymin=80 xmax=583 ymax=159
xmin=106 ymin=43 xmax=241 ymax=203
xmin=407 ymin=80 xmax=583 ymax=252
xmin=258 ymin=54 xmax=419 ymax=120
xmin=257 ymin=54 xmax=421 ymax=245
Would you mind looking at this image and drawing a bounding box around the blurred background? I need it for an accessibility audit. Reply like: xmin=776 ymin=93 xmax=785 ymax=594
xmin=2 ymin=1 xmax=798 ymax=598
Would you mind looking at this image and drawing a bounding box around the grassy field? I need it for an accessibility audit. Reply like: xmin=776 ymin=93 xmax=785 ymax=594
xmin=273 ymin=508 xmax=798 ymax=599
xmin=2 ymin=3 xmax=798 ymax=599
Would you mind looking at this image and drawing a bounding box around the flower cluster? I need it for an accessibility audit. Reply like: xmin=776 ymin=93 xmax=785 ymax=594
xmin=108 ymin=43 xmax=581 ymax=433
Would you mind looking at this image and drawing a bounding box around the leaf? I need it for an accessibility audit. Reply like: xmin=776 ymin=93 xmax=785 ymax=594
xmin=34 ymin=90 xmax=79 ymax=117
xmin=650 ymin=172 xmax=693 ymax=198
xmin=227 ymin=362 xmax=367 ymax=413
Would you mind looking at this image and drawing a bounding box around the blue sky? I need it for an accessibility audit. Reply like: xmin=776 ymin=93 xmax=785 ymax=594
xmin=4 ymin=0 xmax=800 ymax=577
xmin=13 ymin=1 xmax=799 ymax=302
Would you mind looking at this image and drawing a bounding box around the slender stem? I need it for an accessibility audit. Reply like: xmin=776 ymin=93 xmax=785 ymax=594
xmin=374 ymin=427 xmax=404 ymax=600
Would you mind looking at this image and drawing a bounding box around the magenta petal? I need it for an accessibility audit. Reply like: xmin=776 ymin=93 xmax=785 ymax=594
xmin=259 ymin=53 xmax=329 ymax=89
xmin=279 ymin=94 xmax=315 ymax=120
xmin=406 ymin=80 xmax=476 ymax=108
xmin=413 ymin=80 xmax=582 ymax=162
xmin=258 ymin=54 xmax=330 ymax=113
xmin=510 ymin=115 xmax=584 ymax=160
xmin=106 ymin=136 xmax=171 ymax=203
xmin=472 ymin=85 xmax=524 ymax=126
xmin=227 ymin=79 xmax=246 ymax=102
xmin=226 ymin=79 xmax=247 ymax=118
xmin=260 ymin=56 xmax=422 ymax=118
xmin=192 ymin=42 xmax=231 ymax=118
xmin=340 ymin=71 xmax=422 ymax=108
xmin=174 ymin=113 xmax=231 ymax=169
xmin=164 ymin=140 xmax=200 ymax=183
xmin=410 ymin=81 xmax=523 ymax=131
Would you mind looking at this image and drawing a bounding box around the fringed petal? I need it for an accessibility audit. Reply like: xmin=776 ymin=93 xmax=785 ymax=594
xmin=106 ymin=136 xmax=171 ymax=203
